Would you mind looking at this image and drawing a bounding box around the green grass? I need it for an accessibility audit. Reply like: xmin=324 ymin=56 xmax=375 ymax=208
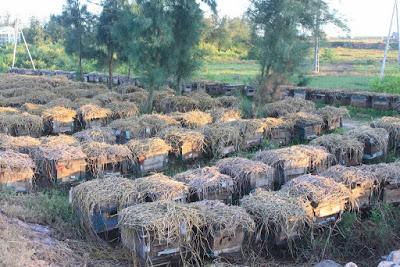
xmin=306 ymin=76 xmax=373 ymax=90
xmin=194 ymin=60 xmax=259 ymax=84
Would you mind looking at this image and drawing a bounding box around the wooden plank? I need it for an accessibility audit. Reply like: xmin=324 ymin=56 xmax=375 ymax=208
xmin=383 ymin=187 xmax=400 ymax=204
xmin=210 ymin=229 xmax=244 ymax=256
xmin=315 ymin=201 xmax=346 ymax=218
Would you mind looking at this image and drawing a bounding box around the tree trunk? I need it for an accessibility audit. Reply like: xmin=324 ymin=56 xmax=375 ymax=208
xmin=108 ymin=48 xmax=113 ymax=90
xmin=79 ymin=53 xmax=83 ymax=81
xmin=176 ymin=76 xmax=182 ymax=95
xmin=313 ymin=35 xmax=320 ymax=73
xmin=146 ymin=87 xmax=155 ymax=113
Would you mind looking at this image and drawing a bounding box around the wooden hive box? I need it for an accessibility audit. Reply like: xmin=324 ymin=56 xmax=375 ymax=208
xmin=0 ymin=150 xmax=35 ymax=193
xmin=294 ymin=122 xmax=322 ymax=141
xmin=128 ymin=138 xmax=171 ymax=177
xmin=372 ymin=95 xmax=391 ymax=110
xmin=173 ymin=167 xmax=235 ymax=204
xmin=282 ymin=175 xmax=351 ymax=225
xmin=332 ymin=92 xmax=352 ymax=106
xmin=269 ymin=127 xmax=292 ymax=145
xmin=42 ymin=106 xmax=77 ymax=135
xmin=244 ymin=86 xmax=256 ymax=97
xmin=32 ymin=144 xmax=87 ymax=184
xmin=293 ymin=88 xmax=307 ymax=99
xmin=324 ymin=115 xmax=343 ymax=131
xmin=190 ymin=201 xmax=254 ymax=258
xmin=217 ymin=157 xmax=275 ymax=197
xmin=350 ymin=94 xmax=372 ymax=108
xmin=383 ymin=183 xmax=400 ymax=204
xmin=71 ymin=177 xmax=139 ymax=240
xmin=119 ymin=202 xmax=198 ymax=267
xmin=48 ymin=120 xmax=75 ymax=134
xmin=77 ymin=104 xmax=111 ymax=131
xmin=309 ymin=90 xmax=328 ymax=104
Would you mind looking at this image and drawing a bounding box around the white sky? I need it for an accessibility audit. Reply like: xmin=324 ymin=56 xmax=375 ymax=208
xmin=0 ymin=0 xmax=397 ymax=37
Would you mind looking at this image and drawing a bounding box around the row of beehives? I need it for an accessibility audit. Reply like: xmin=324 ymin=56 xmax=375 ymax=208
xmin=69 ymin=153 xmax=400 ymax=266
xmin=283 ymin=86 xmax=400 ymax=111
xmin=7 ymin=67 xmax=256 ymax=96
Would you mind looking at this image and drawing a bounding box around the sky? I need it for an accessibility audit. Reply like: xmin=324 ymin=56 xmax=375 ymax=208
xmin=0 ymin=0 xmax=398 ymax=37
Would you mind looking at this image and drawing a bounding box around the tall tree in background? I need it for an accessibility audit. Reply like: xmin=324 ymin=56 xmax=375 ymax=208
xmin=308 ymin=0 xmax=347 ymax=73
xmin=45 ymin=15 xmax=66 ymax=43
xmin=60 ymin=0 xmax=96 ymax=80
xmin=97 ymin=0 xmax=123 ymax=89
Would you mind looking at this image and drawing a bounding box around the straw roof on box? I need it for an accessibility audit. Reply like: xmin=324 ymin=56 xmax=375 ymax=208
xmin=40 ymin=135 xmax=79 ymax=147
xmin=127 ymin=138 xmax=171 ymax=159
xmin=0 ymin=134 xmax=41 ymax=153
xmin=31 ymin=143 xmax=86 ymax=161
xmin=157 ymin=127 xmax=206 ymax=156
xmin=357 ymin=162 xmax=400 ymax=184
xmin=371 ymin=117 xmax=400 ymax=148
xmin=77 ymin=104 xmax=111 ymax=121
xmin=172 ymin=110 xmax=212 ymax=128
xmin=0 ymin=112 xmax=43 ymax=137
xmin=82 ymin=141 xmax=132 ymax=164
xmin=105 ymin=101 xmax=139 ymax=120
xmin=0 ymin=150 xmax=35 ymax=183
xmin=73 ymin=127 xmax=116 ymax=144
xmin=188 ymin=91 xmax=220 ymax=111
xmin=346 ymin=126 xmax=389 ymax=154
xmin=218 ymin=96 xmax=239 ymax=108
xmin=260 ymin=98 xmax=315 ymax=118
xmin=21 ymin=103 xmax=45 ymax=116
xmin=158 ymin=95 xmax=199 ymax=113
xmin=202 ymin=124 xmax=242 ymax=158
xmin=285 ymin=112 xmax=324 ymax=126
xmin=0 ymin=107 xmax=20 ymax=114
xmin=317 ymin=106 xmax=349 ymax=120
xmin=207 ymin=108 xmax=241 ymax=123
xmin=93 ymin=92 xmax=123 ymax=105
xmin=42 ymin=106 xmax=77 ymax=123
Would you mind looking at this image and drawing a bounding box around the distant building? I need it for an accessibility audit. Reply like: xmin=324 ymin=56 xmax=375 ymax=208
xmin=0 ymin=26 xmax=17 ymax=46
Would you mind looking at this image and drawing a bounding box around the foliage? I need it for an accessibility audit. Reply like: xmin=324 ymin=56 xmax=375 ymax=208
xmin=371 ymin=75 xmax=400 ymax=94
xmin=320 ymin=48 xmax=336 ymax=63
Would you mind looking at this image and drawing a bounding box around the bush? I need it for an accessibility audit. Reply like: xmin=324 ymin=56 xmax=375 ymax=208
xmin=371 ymin=75 xmax=400 ymax=94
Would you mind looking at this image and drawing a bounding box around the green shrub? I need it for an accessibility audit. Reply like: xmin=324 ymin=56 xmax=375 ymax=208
xmin=371 ymin=75 xmax=400 ymax=94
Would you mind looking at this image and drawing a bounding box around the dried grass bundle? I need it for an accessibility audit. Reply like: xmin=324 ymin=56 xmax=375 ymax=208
xmin=21 ymin=103 xmax=45 ymax=116
xmin=346 ymin=126 xmax=389 ymax=154
xmin=172 ymin=111 xmax=212 ymax=128
xmin=0 ymin=107 xmax=19 ymax=114
xmin=321 ymin=165 xmax=378 ymax=190
xmin=317 ymin=106 xmax=349 ymax=120
xmin=173 ymin=167 xmax=234 ymax=198
xmin=127 ymin=138 xmax=171 ymax=159
xmin=218 ymin=96 xmax=239 ymax=108
xmin=190 ymin=200 xmax=255 ymax=237
xmin=42 ymin=106 xmax=77 ymax=123
xmin=159 ymin=95 xmax=199 ymax=113
xmin=202 ymin=124 xmax=242 ymax=157
xmin=310 ymin=134 xmax=364 ymax=166
xmin=74 ymin=98 xmax=102 ymax=107
xmin=0 ymin=150 xmax=35 ymax=183
xmin=40 ymin=135 xmax=79 ymax=147
xmin=281 ymin=174 xmax=351 ymax=206
xmin=357 ymin=162 xmax=400 ymax=184
xmin=115 ymin=84 xmax=144 ymax=94
xmin=227 ymin=119 xmax=266 ymax=139
xmin=93 ymin=92 xmax=123 ymax=105
xmin=157 ymin=127 xmax=206 ymax=156
xmin=152 ymin=89 xmax=176 ymax=112
xmin=260 ymin=117 xmax=295 ymax=133
xmin=216 ymin=157 xmax=275 ymax=191
xmin=45 ymin=98 xmax=77 ymax=109
xmin=78 ymin=104 xmax=111 ymax=121
xmin=188 ymin=91 xmax=220 ymax=111
xmin=119 ymin=201 xmax=201 ymax=250
xmin=208 ymin=108 xmax=241 ymax=123
xmin=131 ymin=174 xmax=188 ymax=203
xmin=124 ymin=91 xmax=149 ymax=107
xmin=73 ymin=127 xmax=116 ymax=144
xmin=371 ymin=117 xmax=400 ymax=149
xmin=0 ymin=112 xmax=43 ymax=137
xmin=32 ymin=143 xmax=86 ymax=161
xmin=71 ymin=177 xmax=138 ymax=234
xmin=0 ymin=134 xmax=41 ymax=153
xmin=285 ymin=112 xmax=324 ymax=126
xmin=105 ymin=101 xmax=139 ymax=120
xmin=82 ymin=141 xmax=132 ymax=164
xmin=240 ymin=189 xmax=310 ymax=241
xmin=261 ymin=98 xmax=315 ymax=118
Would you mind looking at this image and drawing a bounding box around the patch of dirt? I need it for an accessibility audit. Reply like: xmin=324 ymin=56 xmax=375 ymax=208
xmin=0 ymin=212 xmax=130 ymax=267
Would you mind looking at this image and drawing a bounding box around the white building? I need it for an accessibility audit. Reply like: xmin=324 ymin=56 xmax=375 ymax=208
xmin=0 ymin=26 xmax=17 ymax=46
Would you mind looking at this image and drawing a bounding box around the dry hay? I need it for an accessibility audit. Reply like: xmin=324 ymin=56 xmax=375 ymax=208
xmin=260 ymin=117 xmax=295 ymax=133
xmin=240 ymin=189 xmax=310 ymax=242
xmin=157 ymin=127 xmax=206 ymax=156
xmin=21 ymin=103 xmax=45 ymax=116
xmin=253 ymin=145 xmax=336 ymax=174
xmin=172 ymin=110 xmax=213 ymax=128
xmin=73 ymin=127 xmax=116 ymax=144
xmin=83 ymin=141 xmax=132 ymax=163
xmin=123 ymin=90 xmax=149 ymax=107
xmin=0 ymin=150 xmax=35 ymax=183
xmin=71 ymin=176 xmax=139 ymax=234
xmin=346 ymin=126 xmax=389 ymax=154
xmin=216 ymin=157 xmax=275 ymax=190
xmin=202 ymin=124 xmax=242 ymax=157
xmin=173 ymin=166 xmax=234 ymax=197
xmin=40 ymin=135 xmax=79 ymax=147
xmin=281 ymin=174 xmax=351 ymax=206
xmin=110 ymin=114 xmax=179 ymax=139
xmin=0 ymin=107 xmax=20 ymax=114
xmin=42 ymin=106 xmax=77 ymax=123
xmin=371 ymin=117 xmax=400 ymax=149
xmin=130 ymin=174 xmax=189 ymax=204
xmin=218 ymin=96 xmax=239 ymax=108
xmin=285 ymin=112 xmax=324 ymax=126
xmin=127 ymin=138 xmax=171 ymax=159
xmin=31 ymin=143 xmax=86 ymax=161
xmin=158 ymin=95 xmax=199 ymax=113
xmin=93 ymin=92 xmax=123 ymax=105
xmin=0 ymin=74 xmax=71 ymax=91
xmin=357 ymin=162 xmax=400 ymax=184
xmin=321 ymin=165 xmax=378 ymax=194
xmin=260 ymin=98 xmax=316 ymax=118
xmin=45 ymin=98 xmax=77 ymax=109
xmin=310 ymin=134 xmax=364 ymax=166
xmin=115 ymin=84 xmax=144 ymax=94
xmin=317 ymin=106 xmax=349 ymax=120
xmin=227 ymin=119 xmax=266 ymax=139
xmin=152 ymin=89 xmax=175 ymax=111
xmin=188 ymin=91 xmax=220 ymax=111
xmin=77 ymin=104 xmax=111 ymax=121
xmin=74 ymin=98 xmax=103 ymax=107
xmin=207 ymin=108 xmax=242 ymax=123
xmin=119 ymin=201 xmax=201 ymax=251
xmin=105 ymin=101 xmax=139 ymax=120
xmin=54 ymin=85 xmax=108 ymax=100
xmin=0 ymin=134 xmax=41 ymax=154
xmin=0 ymin=112 xmax=43 ymax=137
xmin=190 ymin=200 xmax=255 ymax=237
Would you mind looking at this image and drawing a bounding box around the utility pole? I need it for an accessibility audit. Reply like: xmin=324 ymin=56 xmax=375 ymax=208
xmin=381 ymin=0 xmax=399 ymax=79
xmin=11 ymin=19 xmax=36 ymax=70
